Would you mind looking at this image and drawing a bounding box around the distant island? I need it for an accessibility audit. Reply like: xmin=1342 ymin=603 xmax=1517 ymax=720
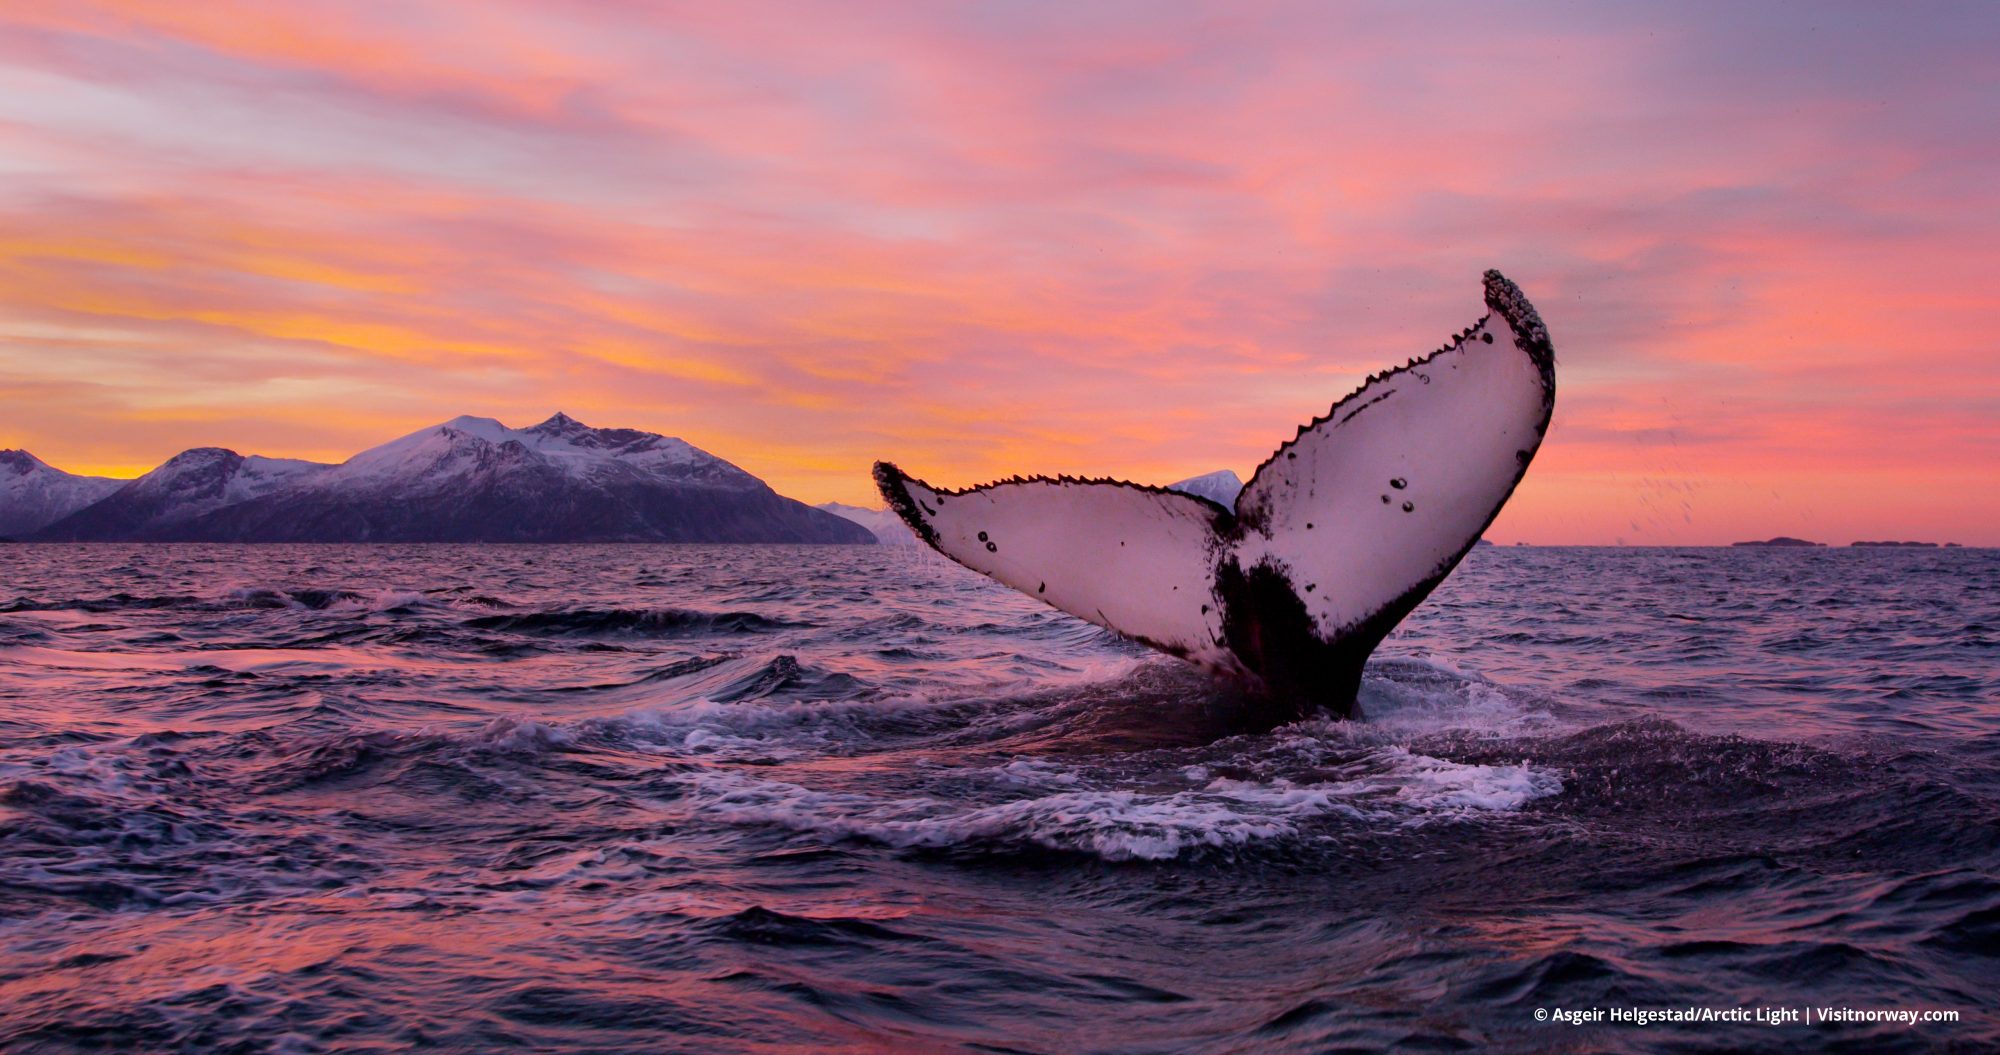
xmin=1730 ymin=537 xmax=1967 ymax=549
xmin=2 ymin=415 xmax=874 ymax=544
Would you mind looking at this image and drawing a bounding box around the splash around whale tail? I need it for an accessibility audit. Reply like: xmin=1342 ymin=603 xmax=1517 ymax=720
xmin=876 ymin=270 xmax=1555 ymax=720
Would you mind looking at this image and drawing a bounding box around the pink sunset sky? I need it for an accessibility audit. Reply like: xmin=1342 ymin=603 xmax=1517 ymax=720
xmin=1 ymin=2 xmax=1995 ymax=544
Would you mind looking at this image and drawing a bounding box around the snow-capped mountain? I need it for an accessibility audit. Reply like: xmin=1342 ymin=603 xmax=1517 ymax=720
xmin=30 ymin=413 xmax=872 ymax=543
xmin=0 ymin=450 xmax=123 ymax=538
xmin=1167 ymin=469 xmax=1243 ymax=508
xmin=333 ymin=414 xmax=760 ymax=493
xmin=32 ymin=448 xmax=330 ymax=540
xmin=816 ymin=502 xmax=918 ymax=545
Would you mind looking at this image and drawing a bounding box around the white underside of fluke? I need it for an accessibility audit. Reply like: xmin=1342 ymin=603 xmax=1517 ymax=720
xmin=877 ymin=271 xmax=1555 ymax=707
xmin=879 ymin=473 xmax=1240 ymax=669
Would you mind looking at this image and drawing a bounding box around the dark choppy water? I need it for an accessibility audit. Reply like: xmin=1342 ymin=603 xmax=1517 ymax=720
xmin=1 ymin=544 xmax=1995 ymax=1053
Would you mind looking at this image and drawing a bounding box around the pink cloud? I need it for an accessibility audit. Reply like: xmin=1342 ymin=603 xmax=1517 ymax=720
xmin=0 ymin=1 xmax=1995 ymax=544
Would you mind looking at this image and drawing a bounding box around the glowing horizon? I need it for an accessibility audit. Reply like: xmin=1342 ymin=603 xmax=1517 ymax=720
xmin=2 ymin=2 xmax=1996 ymax=545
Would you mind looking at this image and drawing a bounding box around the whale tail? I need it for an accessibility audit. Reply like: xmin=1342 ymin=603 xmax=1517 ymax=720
xmin=876 ymin=270 xmax=1555 ymax=719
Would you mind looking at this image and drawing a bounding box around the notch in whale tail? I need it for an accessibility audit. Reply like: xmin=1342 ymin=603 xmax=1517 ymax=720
xmin=877 ymin=270 xmax=1555 ymax=720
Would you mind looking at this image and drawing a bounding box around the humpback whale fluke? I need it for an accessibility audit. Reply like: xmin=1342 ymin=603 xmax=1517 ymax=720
xmin=876 ymin=270 xmax=1555 ymax=721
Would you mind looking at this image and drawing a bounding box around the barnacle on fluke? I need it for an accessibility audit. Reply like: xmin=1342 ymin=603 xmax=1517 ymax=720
xmin=876 ymin=270 xmax=1556 ymax=721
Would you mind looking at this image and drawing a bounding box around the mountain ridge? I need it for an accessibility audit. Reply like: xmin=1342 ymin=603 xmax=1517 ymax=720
xmin=21 ymin=414 xmax=872 ymax=544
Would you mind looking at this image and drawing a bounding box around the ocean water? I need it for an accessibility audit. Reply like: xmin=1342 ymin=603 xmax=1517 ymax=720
xmin=0 ymin=543 xmax=1994 ymax=1054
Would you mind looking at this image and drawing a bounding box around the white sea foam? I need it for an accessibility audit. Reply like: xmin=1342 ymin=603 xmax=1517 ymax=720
xmin=1351 ymin=658 xmax=1556 ymax=738
xmin=992 ymin=757 xmax=1082 ymax=786
xmin=677 ymin=743 xmax=1561 ymax=862
xmin=329 ymin=589 xmax=429 ymax=613
xmin=461 ymin=715 xmax=573 ymax=754
xmin=680 ymin=771 xmax=1306 ymax=861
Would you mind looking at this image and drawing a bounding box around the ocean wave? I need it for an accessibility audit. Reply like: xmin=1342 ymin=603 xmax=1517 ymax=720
xmin=247 ymin=716 xmax=576 ymax=791
xmin=699 ymin=905 xmax=927 ymax=948
xmin=2 ymin=586 xmax=432 ymax=615
xmin=578 ymin=685 xmax=994 ymax=761
xmin=1 ymin=592 xmax=200 ymax=614
xmin=706 ymin=654 xmax=867 ymax=703
xmin=0 ymin=742 xmax=363 ymax=912
xmin=462 ymin=605 xmax=807 ymax=637
xmin=3 ymin=544 xmax=1995 ymax=1052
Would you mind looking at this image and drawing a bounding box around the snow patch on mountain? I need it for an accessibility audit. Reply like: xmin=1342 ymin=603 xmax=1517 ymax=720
xmin=133 ymin=448 xmax=329 ymax=508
